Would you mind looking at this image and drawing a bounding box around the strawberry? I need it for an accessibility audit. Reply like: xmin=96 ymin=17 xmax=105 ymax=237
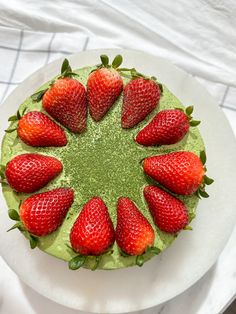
xmin=42 ymin=78 xmax=87 ymax=133
xmin=143 ymin=151 xmax=214 ymax=196
xmin=136 ymin=107 xmax=200 ymax=146
xmin=87 ymin=55 xmax=123 ymax=121
xmin=116 ymin=197 xmax=154 ymax=257
xmin=18 ymin=188 xmax=74 ymax=236
xmin=15 ymin=111 xmax=67 ymax=147
xmin=121 ymin=76 xmax=161 ymax=129
xmin=31 ymin=59 xmax=87 ymax=133
xmin=144 ymin=186 xmax=188 ymax=233
xmin=70 ymin=197 xmax=115 ymax=256
xmin=5 ymin=153 xmax=62 ymax=193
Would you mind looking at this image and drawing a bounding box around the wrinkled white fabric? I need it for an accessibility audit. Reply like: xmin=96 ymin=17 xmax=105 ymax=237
xmin=0 ymin=0 xmax=236 ymax=85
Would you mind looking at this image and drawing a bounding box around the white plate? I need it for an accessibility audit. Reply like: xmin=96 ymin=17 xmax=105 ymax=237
xmin=0 ymin=49 xmax=236 ymax=313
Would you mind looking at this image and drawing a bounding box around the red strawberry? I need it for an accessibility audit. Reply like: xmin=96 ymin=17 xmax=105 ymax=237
xmin=17 ymin=111 xmax=67 ymax=147
xmin=136 ymin=110 xmax=186 ymax=146
xmin=143 ymin=151 xmax=205 ymax=195
xmin=42 ymin=77 xmax=87 ymax=133
xmin=19 ymin=188 xmax=74 ymax=236
xmin=116 ymin=197 xmax=154 ymax=256
xmin=144 ymin=186 xmax=188 ymax=233
xmin=121 ymin=77 xmax=161 ymax=128
xmin=5 ymin=153 xmax=63 ymax=193
xmin=70 ymin=197 xmax=115 ymax=255
xmin=136 ymin=107 xmax=201 ymax=146
xmin=87 ymin=55 xmax=123 ymax=121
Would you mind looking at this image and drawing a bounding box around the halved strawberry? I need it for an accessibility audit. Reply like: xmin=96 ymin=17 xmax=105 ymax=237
xmin=31 ymin=59 xmax=87 ymax=133
xmin=69 ymin=197 xmax=115 ymax=270
xmin=143 ymin=151 xmax=213 ymax=196
xmin=7 ymin=188 xmax=74 ymax=248
xmin=42 ymin=78 xmax=87 ymax=133
xmin=121 ymin=75 xmax=161 ymax=129
xmin=6 ymin=110 xmax=67 ymax=147
xmin=136 ymin=106 xmax=200 ymax=146
xmin=116 ymin=197 xmax=157 ymax=266
xmin=87 ymin=55 xmax=123 ymax=121
xmin=5 ymin=153 xmax=63 ymax=193
xmin=144 ymin=186 xmax=189 ymax=233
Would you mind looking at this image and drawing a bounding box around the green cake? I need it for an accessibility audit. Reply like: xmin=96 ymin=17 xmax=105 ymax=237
xmin=1 ymin=58 xmax=205 ymax=270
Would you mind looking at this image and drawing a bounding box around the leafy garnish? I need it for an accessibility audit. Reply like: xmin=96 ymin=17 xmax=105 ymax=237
xmin=31 ymin=89 xmax=48 ymax=102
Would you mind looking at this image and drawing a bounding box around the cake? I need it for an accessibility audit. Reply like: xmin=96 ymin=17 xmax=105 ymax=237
xmin=0 ymin=54 xmax=213 ymax=270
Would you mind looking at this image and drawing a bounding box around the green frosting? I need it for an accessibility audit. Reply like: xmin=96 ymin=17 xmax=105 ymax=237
xmin=1 ymin=66 xmax=204 ymax=270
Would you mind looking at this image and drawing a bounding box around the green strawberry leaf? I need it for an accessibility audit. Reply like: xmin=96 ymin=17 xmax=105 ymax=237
xmin=149 ymin=246 xmax=161 ymax=255
xmin=61 ymin=58 xmax=72 ymax=74
xmin=68 ymin=255 xmax=86 ymax=270
xmin=0 ymin=170 xmax=5 ymax=179
xmin=5 ymin=128 xmax=17 ymax=133
xmin=8 ymin=209 xmax=20 ymax=221
xmin=117 ymin=67 xmax=132 ymax=72
xmin=196 ymin=190 xmax=201 ymax=199
xmin=204 ymin=175 xmax=214 ymax=185
xmin=158 ymin=83 xmax=163 ymax=93
xmin=112 ymin=55 xmax=123 ymax=69
xmin=200 ymin=150 xmax=207 ymax=165
xmin=0 ymin=164 xmax=6 ymax=171
xmin=7 ymin=221 xmax=23 ymax=232
xmin=16 ymin=109 xmax=21 ymax=120
xmin=119 ymin=72 xmax=133 ymax=79
xmin=8 ymin=115 xmax=18 ymax=122
xmin=190 ymin=120 xmax=201 ymax=127
xmin=23 ymin=230 xmax=38 ymax=249
xmin=183 ymin=225 xmax=193 ymax=231
xmin=21 ymin=107 xmax=27 ymax=116
xmin=198 ymin=189 xmax=209 ymax=198
xmin=136 ymin=255 xmax=145 ymax=267
xmin=29 ymin=235 xmax=38 ymax=249
xmin=31 ymin=89 xmax=48 ymax=102
xmin=185 ymin=106 xmax=194 ymax=116
xmin=91 ymin=256 xmax=101 ymax=271
xmin=100 ymin=54 xmax=109 ymax=67
xmin=175 ymin=107 xmax=184 ymax=112
xmin=62 ymin=71 xmax=79 ymax=78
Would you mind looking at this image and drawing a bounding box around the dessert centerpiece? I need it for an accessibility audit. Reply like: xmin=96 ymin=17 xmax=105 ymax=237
xmin=0 ymin=54 xmax=213 ymax=270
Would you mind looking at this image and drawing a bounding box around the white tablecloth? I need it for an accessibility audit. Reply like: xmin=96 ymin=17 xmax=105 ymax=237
xmin=0 ymin=1 xmax=235 ymax=313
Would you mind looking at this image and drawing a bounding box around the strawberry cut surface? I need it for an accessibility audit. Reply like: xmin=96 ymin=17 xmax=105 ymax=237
xmin=1 ymin=65 xmax=205 ymax=270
